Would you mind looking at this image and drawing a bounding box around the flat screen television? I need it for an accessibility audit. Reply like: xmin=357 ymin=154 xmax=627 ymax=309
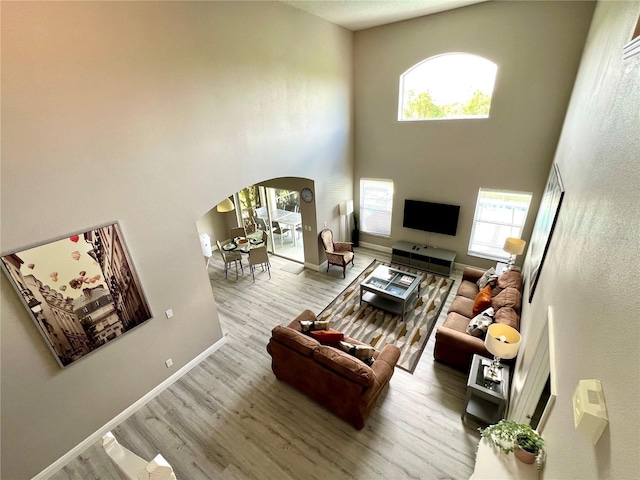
xmin=403 ymin=199 xmax=460 ymax=236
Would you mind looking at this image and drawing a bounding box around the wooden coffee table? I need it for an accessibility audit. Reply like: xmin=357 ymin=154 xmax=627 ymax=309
xmin=359 ymin=265 xmax=421 ymax=320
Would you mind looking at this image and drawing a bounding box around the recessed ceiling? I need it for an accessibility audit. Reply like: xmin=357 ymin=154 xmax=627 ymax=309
xmin=280 ymin=0 xmax=488 ymax=31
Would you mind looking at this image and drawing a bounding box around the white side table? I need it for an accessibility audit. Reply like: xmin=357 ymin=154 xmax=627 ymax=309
xmin=470 ymin=437 xmax=539 ymax=479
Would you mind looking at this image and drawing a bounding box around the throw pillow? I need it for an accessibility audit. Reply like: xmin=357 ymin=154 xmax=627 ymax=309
xmin=338 ymin=341 xmax=376 ymax=365
xmin=299 ymin=319 xmax=332 ymax=333
xmin=309 ymin=329 xmax=345 ymax=345
xmin=466 ymin=307 xmax=495 ymax=339
xmin=477 ymin=267 xmax=499 ymax=290
xmin=473 ymin=285 xmax=493 ymax=316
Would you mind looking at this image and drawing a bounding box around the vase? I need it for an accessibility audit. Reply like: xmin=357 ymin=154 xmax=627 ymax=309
xmin=351 ymin=228 xmax=359 ymax=247
xmin=514 ymin=448 xmax=537 ymax=464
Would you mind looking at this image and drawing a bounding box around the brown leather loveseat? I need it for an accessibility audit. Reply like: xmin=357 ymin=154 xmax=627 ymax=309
xmin=267 ymin=310 xmax=401 ymax=429
xmin=434 ymin=267 xmax=523 ymax=371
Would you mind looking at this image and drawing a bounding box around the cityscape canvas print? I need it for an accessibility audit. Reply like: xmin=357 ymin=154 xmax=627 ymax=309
xmin=526 ymin=163 xmax=565 ymax=302
xmin=1 ymin=222 xmax=152 ymax=368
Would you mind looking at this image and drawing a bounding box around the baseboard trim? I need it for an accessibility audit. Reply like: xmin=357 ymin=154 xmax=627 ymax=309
xmin=357 ymin=241 xmax=392 ymax=253
xmin=304 ymin=261 xmax=322 ymax=271
xmin=33 ymin=336 xmax=228 ymax=480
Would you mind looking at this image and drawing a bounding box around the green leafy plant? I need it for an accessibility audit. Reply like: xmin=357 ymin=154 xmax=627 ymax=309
xmin=479 ymin=420 xmax=544 ymax=455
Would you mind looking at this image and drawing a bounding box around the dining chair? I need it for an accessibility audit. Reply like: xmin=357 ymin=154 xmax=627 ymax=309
xmin=255 ymin=217 xmax=268 ymax=232
xmin=248 ymin=245 xmax=271 ymax=282
xmin=245 ymin=223 xmax=256 ymax=235
xmin=271 ymin=221 xmax=291 ymax=247
xmin=216 ymin=240 xmax=243 ymax=280
xmin=230 ymin=226 xmax=246 ymax=239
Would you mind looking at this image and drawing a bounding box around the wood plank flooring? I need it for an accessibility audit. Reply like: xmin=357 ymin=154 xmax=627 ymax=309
xmin=50 ymin=248 xmax=481 ymax=480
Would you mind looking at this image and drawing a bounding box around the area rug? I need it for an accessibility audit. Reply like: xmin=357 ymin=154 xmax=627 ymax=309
xmin=280 ymin=263 xmax=305 ymax=274
xmin=318 ymin=260 xmax=455 ymax=373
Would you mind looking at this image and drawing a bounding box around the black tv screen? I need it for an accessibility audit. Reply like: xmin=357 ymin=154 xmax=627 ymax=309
xmin=403 ymin=199 xmax=460 ymax=236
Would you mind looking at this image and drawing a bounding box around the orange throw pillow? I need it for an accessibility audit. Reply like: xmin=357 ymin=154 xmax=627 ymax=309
xmin=310 ymin=329 xmax=345 ymax=345
xmin=473 ymin=285 xmax=493 ymax=316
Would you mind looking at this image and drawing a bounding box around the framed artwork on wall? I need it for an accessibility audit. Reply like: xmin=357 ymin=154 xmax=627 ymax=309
xmin=527 ymin=163 xmax=565 ymax=302
xmin=1 ymin=222 xmax=152 ymax=368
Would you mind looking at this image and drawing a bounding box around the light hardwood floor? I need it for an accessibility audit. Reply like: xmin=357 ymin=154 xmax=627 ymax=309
xmin=50 ymin=247 xmax=481 ymax=480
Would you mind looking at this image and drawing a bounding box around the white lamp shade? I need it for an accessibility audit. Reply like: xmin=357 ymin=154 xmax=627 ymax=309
xmin=503 ymin=237 xmax=526 ymax=255
xmin=485 ymin=323 xmax=521 ymax=360
xmin=216 ymin=198 xmax=235 ymax=213
xmin=339 ymin=200 xmax=354 ymax=216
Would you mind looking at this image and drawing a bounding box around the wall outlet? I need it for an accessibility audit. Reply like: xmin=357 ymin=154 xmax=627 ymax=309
xmin=165 ymin=309 xmax=173 ymax=319
xmin=165 ymin=358 xmax=173 ymax=368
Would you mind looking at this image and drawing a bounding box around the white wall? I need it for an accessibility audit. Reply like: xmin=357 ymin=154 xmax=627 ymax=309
xmin=0 ymin=2 xmax=352 ymax=478
xmin=517 ymin=1 xmax=640 ymax=478
xmin=353 ymin=1 xmax=595 ymax=268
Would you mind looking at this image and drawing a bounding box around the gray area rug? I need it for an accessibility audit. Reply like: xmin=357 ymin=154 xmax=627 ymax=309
xmin=318 ymin=259 xmax=454 ymax=373
xmin=280 ymin=263 xmax=305 ymax=275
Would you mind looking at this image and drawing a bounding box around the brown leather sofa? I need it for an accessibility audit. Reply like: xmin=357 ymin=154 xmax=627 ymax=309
xmin=267 ymin=310 xmax=401 ymax=429
xmin=434 ymin=267 xmax=523 ymax=371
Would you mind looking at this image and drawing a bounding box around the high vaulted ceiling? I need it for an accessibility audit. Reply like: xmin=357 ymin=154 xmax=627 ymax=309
xmin=280 ymin=0 xmax=488 ymax=31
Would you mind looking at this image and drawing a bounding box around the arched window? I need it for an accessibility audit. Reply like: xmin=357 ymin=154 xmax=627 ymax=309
xmin=399 ymin=53 xmax=497 ymax=121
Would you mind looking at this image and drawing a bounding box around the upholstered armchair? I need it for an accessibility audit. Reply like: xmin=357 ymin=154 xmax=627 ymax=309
xmin=320 ymin=229 xmax=354 ymax=278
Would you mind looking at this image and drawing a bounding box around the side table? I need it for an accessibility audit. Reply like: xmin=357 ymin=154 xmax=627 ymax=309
xmin=464 ymin=354 xmax=510 ymax=425
xmin=470 ymin=437 xmax=539 ymax=479
xmin=495 ymin=262 xmax=508 ymax=275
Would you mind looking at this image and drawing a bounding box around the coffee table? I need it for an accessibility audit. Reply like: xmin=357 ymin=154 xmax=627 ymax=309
xmin=359 ymin=265 xmax=421 ymax=320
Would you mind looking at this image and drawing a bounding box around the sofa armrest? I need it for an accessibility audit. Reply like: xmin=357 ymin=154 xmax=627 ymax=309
xmin=371 ymin=344 xmax=401 ymax=385
xmin=287 ymin=310 xmax=317 ymax=331
xmin=462 ymin=267 xmax=486 ymax=284
xmin=434 ymin=326 xmax=488 ymax=371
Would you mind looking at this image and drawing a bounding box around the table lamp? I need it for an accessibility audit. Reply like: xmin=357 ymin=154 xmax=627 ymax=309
xmin=503 ymin=237 xmax=526 ymax=270
xmin=484 ymin=323 xmax=521 ymax=383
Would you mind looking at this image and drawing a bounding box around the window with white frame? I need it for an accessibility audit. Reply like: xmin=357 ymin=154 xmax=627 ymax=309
xmin=360 ymin=179 xmax=394 ymax=237
xmin=399 ymin=53 xmax=497 ymax=121
xmin=468 ymin=189 xmax=532 ymax=261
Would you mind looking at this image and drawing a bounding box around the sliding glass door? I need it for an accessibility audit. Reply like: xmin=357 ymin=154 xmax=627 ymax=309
xmin=236 ymin=185 xmax=304 ymax=262
xmin=263 ymin=187 xmax=303 ymax=262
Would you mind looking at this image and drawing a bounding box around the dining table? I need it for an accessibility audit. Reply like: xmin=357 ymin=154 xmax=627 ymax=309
xmin=261 ymin=209 xmax=302 ymax=246
xmin=221 ymin=234 xmax=264 ymax=254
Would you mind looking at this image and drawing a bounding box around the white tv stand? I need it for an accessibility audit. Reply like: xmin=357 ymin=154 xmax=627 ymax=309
xmin=391 ymin=241 xmax=456 ymax=276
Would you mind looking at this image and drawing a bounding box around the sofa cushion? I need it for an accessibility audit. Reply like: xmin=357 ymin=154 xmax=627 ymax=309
xmin=338 ymin=341 xmax=376 ymax=365
xmin=477 ymin=267 xmax=499 ymax=289
xmin=310 ymin=329 xmax=345 ymax=345
xmin=491 ymin=287 xmax=522 ymax=314
xmin=466 ymin=307 xmax=495 ymax=338
xmin=456 ymin=280 xmax=480 ymax=300
xmin=473 ymin=285 xmax=493 ymax=316
xmin=313 ymin=346 xmax=375 ymax=387
xmin=494 ymin=306 xmax=520 ymax=330
xmin=449 ymin=295 xmax=475 ymax=318
xmin=496 ymin=269 xmax=524 ymax=291
xmin=299 ymin=319 xmax=332 ymax=333
xmin=271 ymin=326 xmax=319 ymax=357
xmin=442 ymin=311 xmax=474 ymax=332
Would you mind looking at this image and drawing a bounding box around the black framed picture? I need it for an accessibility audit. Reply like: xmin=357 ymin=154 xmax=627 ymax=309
xmin=1 ymin=222 xmax=152 ymax=367
xmin=527 ymin=163 xmax=565 ymax=302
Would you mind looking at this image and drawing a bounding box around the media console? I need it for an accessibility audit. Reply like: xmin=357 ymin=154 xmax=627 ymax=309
xmin=391 ymin=241 xmax=456 ymax=276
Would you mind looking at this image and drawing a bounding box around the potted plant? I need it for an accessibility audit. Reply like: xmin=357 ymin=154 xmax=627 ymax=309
xmin=479 ymin=420 xmax=544 ymax=465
